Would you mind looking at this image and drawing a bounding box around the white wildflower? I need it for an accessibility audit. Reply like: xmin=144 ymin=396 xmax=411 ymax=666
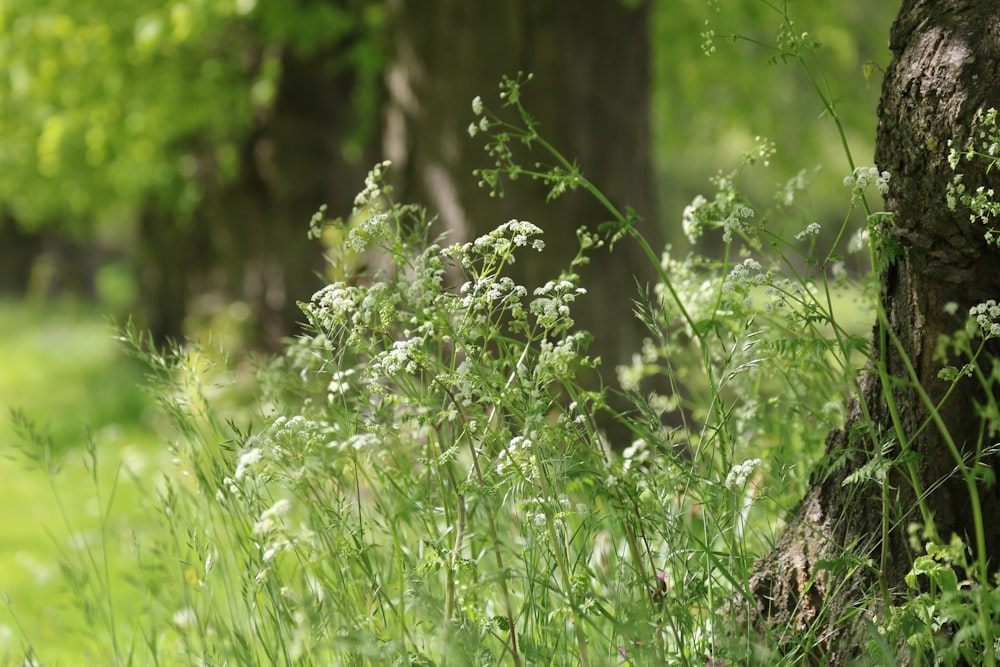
xmin=722 ymin=203 xmax=755 ymax=243
xmin=845 ymin=167 xmax=890 ymax=202
xmin=682 ymin=194 xmax=708 ymax=243
xmin=795 ymin=222 xmax=822 ymax=240
xmin=970 ymin=299 xmax=1000 ymax=338
xmin=352 ymin=160 xmax=391 ymax=214
xmin=254 ymin=498 xmax=292 ymax=535
xmin=369 ymin=336 xmax=425 ymax=377
xmin=725 ymin=458 xmax=762 ymax=489
xmin=234 ymin=447 xmax=264 ymax=480
xmin=327 ymin=369 xmax=355 ymax=401
xmin=723 ymin=258 xmax=769 ymax=292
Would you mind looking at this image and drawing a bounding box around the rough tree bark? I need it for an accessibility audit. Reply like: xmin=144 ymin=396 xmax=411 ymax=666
xmin=746 ymin=1 xmax=1000 ymax=660
xmin=384 ymin=0 xmax=661 ymax=444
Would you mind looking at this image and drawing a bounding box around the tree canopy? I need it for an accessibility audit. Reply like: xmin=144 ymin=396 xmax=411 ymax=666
xmin=0 ymin=0 xmax=381 ymax=233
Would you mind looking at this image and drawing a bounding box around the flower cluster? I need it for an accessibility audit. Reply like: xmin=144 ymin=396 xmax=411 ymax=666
xmin=531 ymin=278 xmax=587 ymax=332
xmin=305 ymin=282 xmax=362 ymax=332
xmin=778 ymin=167 xmax=816 ymax=207
xmin=347 ymin=212 xmax=391 ymax=253
xmin=536 ymin=331 xmax=590 ymax=380
xmin=723 ymin=258 xmax=771 ymax=294
xmin=367 ymin=336 xmax=425 ymax=378
xmin=722 ymin=203 xmax=756 ymax=243
xmin=777 ymin=27 xmax=819 ymax=56
xmin=462 ymin=219 xmax=546 ymax=259
xmin=795 ymin=221 xmax=822 ymax=240
xmin=764 ymin=277 xmax=808 ymax=313
xmin=327 ymin=368 xmax=356 ymax=402
xmin=352 ymin=160 xmax=392 ymax=216
xmin=946 ymin=108 xmax=1000 ymax=244
xmin=459 ymin=276 xmax=527 ymax=317
xmin=970 ymin=300 xmax=1000 ymax=338
xmin=947 ymin=175 xmax=1000 ymax=242
xmin=742 ymin=136 xmax=776 ymax=169
xmin=682 ymin=195 xmax=709 ymax=242
xmin=948 ymin=108 xmax=1000 ymax=171
xmin=496 ymin=435 xmax=535 ymax=476
xmin=680 ymin=177 xmax=757 ymax=244
xmin=616 ymin=338 xmax=661 ymax=394
xmin=843 ymin=166 xmax=890 ymax=204
xmin=725 ymin=458 xmax=762 ymax=489
xmin=467 ymin=95 xmax=491 ymax=137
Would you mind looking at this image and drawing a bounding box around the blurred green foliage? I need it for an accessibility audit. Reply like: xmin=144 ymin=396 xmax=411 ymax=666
xmin=0 ymin=0 xmax=895 ymax=244
xmin=652 ymin=0 xmax=896 ymax=245
xmin=0 ymin=0 xmax=382 ymax=234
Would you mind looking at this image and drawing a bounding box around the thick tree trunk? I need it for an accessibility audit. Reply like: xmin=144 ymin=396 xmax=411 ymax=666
xmin=384 ymin=0 xmax=660 ymax=444
xmin=746 ymin=1 xmax=1000 ymax=660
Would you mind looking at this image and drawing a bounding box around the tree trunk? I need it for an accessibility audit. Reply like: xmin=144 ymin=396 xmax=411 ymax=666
xmin=138 ymin=206 xmax=192 ymax=344
xmin=136 ymin=42 xmax=374 ymax=347
xmin=0 ymin=211 xmax=42 ymax=294
xmin=232 ymin=43 xmax=374 ymax=344
xmin=384 ymin=0 xmax=660 ymax=444
xmin=746 ymin=1 xmax=1000 ymax=660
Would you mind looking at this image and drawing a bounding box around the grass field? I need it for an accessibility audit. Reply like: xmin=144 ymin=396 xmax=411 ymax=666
xmin=0 ymin=299 xmax=167 ymax=664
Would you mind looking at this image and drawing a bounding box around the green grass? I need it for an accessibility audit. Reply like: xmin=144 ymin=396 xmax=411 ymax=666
xmin=0 ymin=298 xmax=166 ymax=664
xmin=0 ymin=299 xmax=151 ymax=449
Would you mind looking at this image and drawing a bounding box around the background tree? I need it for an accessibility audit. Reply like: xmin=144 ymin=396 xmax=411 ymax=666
xmin=747 ymin=1 xmax=1000 ymax=659
xmin=0 ymin=0 xmax=381 ymax=342
xmin=384 ymin=0 xmax=660 ymax=441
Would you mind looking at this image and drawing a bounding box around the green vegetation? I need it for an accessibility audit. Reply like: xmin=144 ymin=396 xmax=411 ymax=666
xmin=4 ymin=1 xmax=1000 ymax=665
xmin=0 ymin=300 xmax=163 ymax=663
xmin=0 ymin=67 xmax=971 ymax=663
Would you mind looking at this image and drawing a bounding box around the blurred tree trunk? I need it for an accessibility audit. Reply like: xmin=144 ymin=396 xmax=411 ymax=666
xmin=138 ymin=206 xmax=190 ymax=343
xmin=384 ymin=0 xmax=660 ymax=443
xmin=0 ymin=212 xmax=41 ymax=294
xmin=746 ymin=1 xmax=1000 ymax=660
xmin=219 ymin=44 xmax=374 ymax=344
xmin=137 ymin=43 xmax=374 ymax=346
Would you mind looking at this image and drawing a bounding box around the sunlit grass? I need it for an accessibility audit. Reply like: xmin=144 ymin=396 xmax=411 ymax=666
xmin=0 ymin=299 xmax=166 ymax=664
xmin=0 ymin=299 xmax=151 ymax=449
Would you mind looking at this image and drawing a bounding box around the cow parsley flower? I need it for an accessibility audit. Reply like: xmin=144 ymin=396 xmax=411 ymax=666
xmin=795 ymin=222 xmax=822 ymax=240
xmin=722 ymin=203 xmax=755 ymax=243
xmin=234 ymin=447 xmax=264 ymax=480
xmin=682 ymin=194 xmax=708 ymax=243
xmin=970 ymin=300 xmax=1000 ymax=338
xmin=725 ymin=458 xmax=762 ymax=489
xmin=723 ymin=258 xmax=769 ymax=292
xmin=353 ymin=160 xmax=392 ymax=214
xmin=369 ymin=336 xmax=425 ymax=377
xmin=254 ymin=498 xmax=292 ymax=535
xmin=844 ymin=167 xmax=890 ymax=203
